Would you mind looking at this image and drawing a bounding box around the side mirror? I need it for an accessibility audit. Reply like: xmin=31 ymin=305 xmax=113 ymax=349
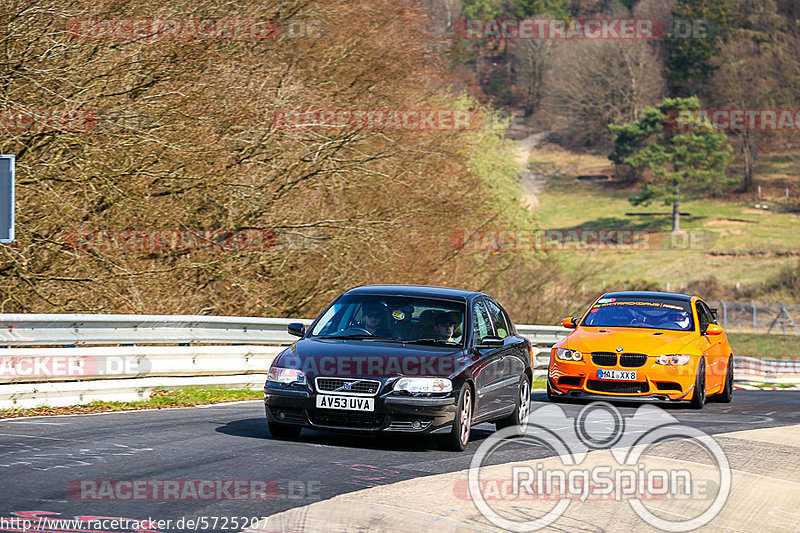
xmin=561 ymin=317 xmax=577 ymax=329
xmin=704 ymin=323 xmax=723 ymax=336
xmin=478 ymin=335 xmax=505 ymax=348
xmin=287 ymin=322 xmax=306 ymax=337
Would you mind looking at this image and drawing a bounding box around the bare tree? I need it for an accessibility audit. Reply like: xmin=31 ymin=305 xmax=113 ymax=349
xmin=544 ymin=39 xmax=665 ymax=150
xmin=511 ymin=40 xmax=554 ymax=116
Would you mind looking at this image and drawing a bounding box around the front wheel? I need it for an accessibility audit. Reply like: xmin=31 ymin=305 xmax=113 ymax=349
xmin=689 ymin=358 xmax=706 ymax=410
xmin=442 ymin=385 xmax=473 ymax=451
xmin=496 ymin=376 xmax=531 ymax=436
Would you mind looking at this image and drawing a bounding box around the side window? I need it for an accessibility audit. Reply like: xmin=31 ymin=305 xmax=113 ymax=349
xmin=472 ymin=301 xmax=494 ymax=342
xmin=485 ymin=300 xmax=511 ymax=338
xmin=696 ymin=301 xmax=714 ymax=326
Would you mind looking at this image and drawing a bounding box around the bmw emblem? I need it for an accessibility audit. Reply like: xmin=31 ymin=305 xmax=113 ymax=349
xmin=616 ymin=347 xmax=623 ymax=352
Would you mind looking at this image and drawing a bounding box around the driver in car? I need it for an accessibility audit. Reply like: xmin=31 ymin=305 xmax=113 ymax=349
xmin=361 ymin=303 xmax=393 ymax=337
xmin=665 ymin=309 xmax=690 ymax=329
xmin=433 ymin=313 xmax=458 ymax=342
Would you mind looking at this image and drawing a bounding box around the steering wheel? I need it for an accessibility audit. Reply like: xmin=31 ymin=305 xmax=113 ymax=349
xmin=341 ymin=326 xmax=372 ymax=335
xmin=628 ymin=310 xmax=648 ymax=326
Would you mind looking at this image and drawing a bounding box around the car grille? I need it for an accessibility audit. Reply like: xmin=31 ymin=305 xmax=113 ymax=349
xmin=586 ymin=380 xmax=650 ymax=394
xmin=315 ymin=378 xmax=381 ymax=396
xmin=591 ymin=352 xmax=617 ymax=366
xmin=308 ymin=410 xmax=385 ymax=429
xmin=619 ymin=354 xmax=648 ymax=368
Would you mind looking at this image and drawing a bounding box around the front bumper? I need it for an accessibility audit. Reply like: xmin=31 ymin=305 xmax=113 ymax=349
xmin=548 ymin=357 xmax=696 ymax=403
xmin=263 ymin=383 xmax=458 ymax=434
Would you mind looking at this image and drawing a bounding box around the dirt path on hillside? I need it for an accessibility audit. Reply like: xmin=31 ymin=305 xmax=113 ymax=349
xmin=516 ymin=132 xmax=551 ymax=209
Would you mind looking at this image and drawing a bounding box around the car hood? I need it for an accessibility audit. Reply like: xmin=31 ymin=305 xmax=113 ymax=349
xmin=560 ymin=327 xmax=697 ymax=355
xmin=274 ymin=338 xmax=467 ymax=379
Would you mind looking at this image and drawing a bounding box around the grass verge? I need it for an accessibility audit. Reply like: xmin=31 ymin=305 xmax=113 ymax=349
xmin=0 ymin=387 xmax=262 ymax=419
xmin=728 ymin=333 xmax=800 ymax=358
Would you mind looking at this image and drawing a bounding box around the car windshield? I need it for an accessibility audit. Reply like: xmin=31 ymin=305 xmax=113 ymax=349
xmin=580 ymin=297 xmax=694 ymax=331
xmin=309 ymin=294 xmax=466 ymax=346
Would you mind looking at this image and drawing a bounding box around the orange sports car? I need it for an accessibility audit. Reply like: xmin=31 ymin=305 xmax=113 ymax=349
xmin=548 ymin=291 xmax=734 ymax=408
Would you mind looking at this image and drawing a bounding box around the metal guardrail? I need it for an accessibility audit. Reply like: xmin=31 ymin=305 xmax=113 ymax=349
xmin=0 ymin=313 xmax=312 ymax=346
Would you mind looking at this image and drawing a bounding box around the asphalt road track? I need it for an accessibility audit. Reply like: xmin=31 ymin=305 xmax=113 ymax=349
xmin=0 ymin=390 xmax=798 ymax=533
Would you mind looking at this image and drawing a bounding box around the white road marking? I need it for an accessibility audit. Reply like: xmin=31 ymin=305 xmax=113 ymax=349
xmin=7 ymin=421 xmax=69 ymax=425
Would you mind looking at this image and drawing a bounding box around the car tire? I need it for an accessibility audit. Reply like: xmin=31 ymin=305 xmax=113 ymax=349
xmin=496 ymin=376 xmax=531 ymax=436
xmin=689 ymin=358 xmax=706 ymax=410
xmin=267 ymin=421 xmax=302 ymax=439
xmin=442 ymin=384 xmax=473 ymax=452
xmin=711 ymin=355 xmax=734 ymax=403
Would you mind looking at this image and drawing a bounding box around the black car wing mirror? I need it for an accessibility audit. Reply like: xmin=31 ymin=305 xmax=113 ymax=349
xmin=287 ymin=322 xmax=306 ymax=337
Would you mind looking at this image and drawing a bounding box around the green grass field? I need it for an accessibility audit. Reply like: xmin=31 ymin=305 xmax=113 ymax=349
xmin=529 ymin=145 xmax=800 ymax=292
xmin=728 ymin=333 xmax=800 ymax=358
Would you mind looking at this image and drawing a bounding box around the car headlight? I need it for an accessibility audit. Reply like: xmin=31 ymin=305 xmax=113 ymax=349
xmin=394 ymin=377 xmax=452 ymax=393
xmin=656 ymin=354 xmax=692 ymax=366
xmin=267 ymin=366 xmax=307 ymax=385
xmin=556 ymin=348 xmax=583 ymax=361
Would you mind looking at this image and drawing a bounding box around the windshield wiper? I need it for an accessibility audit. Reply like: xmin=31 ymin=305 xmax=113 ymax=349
xmin=404 ymin=338 xmax=461 ymax=346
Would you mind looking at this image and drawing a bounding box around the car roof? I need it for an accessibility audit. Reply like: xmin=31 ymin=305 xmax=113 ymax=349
xmin=602 ymin=290 xmax=694 ymax=302
xmin=344 ymin=284 xmax=482 ymax=301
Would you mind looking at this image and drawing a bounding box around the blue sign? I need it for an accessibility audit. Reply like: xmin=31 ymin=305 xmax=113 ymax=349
xmin=0 ymin=156 xmax=13 ymax=243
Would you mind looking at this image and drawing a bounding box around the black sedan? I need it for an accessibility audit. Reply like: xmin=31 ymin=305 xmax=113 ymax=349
xmin=263 ymin=285 xmax=533 ymax=451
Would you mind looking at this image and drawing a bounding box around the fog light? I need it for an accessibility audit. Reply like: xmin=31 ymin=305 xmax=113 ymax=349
xmin=412 ymin=420 xmax=422 ymax=429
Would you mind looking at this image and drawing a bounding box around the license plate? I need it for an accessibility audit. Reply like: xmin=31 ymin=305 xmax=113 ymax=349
xmin=316 ymin=395 xmax=375 ymax=411
xmin=597 ymin=369 xmax=637 ymax=381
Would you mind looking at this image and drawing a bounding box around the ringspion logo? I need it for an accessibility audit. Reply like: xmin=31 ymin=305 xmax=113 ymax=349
xmin=469 ymin=403 xmax=730 ymax=531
